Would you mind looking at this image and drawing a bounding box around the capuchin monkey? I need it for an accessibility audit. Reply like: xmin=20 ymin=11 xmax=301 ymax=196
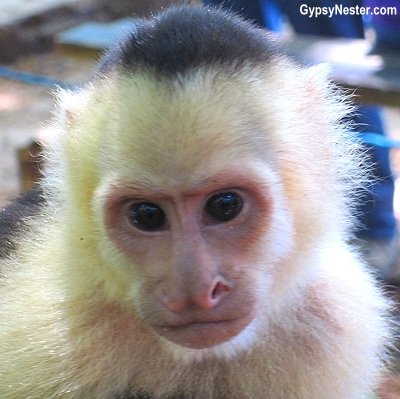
xmin=0 ymin=5 xmax=392 ymax=399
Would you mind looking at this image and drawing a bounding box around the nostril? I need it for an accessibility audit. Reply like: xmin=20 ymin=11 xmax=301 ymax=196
xmin=211 ymin=280 xmax=231 ymax=301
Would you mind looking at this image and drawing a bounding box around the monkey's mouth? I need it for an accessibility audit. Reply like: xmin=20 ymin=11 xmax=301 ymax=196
xmin=152 ymin=311 xmax=256 ymax=349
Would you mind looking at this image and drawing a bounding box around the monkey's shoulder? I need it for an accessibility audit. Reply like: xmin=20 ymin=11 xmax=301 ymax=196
xmin=0 ymin=187 xmax=46 ymax=258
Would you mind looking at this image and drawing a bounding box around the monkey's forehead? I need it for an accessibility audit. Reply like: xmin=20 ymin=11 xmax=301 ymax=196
xmin=95 ymin=6 xmax=281 ymax=80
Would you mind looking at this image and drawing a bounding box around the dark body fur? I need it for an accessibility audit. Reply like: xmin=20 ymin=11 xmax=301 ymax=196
xmin=0 ymin=188 xmax=45 ymax=258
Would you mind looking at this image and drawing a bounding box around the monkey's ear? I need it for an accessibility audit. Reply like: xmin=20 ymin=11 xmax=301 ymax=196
xmin=302 ymin=62 xmax=352 ymax=121
xmin=64 ymin=109 xmax=78 ymax=127
xmin=55 ymin=88 xmax=87 ymax=129
xmin=304 ymin=63 xmax=330 ymax=79
xmin=302 ymin=63 xmax=331 ymax=95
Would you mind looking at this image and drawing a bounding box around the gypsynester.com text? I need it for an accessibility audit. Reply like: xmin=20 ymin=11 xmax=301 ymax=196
xmin=300 ymin=4 xmax=397 ymax=18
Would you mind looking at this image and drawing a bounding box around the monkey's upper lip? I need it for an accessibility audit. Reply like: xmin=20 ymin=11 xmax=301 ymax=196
xmin=157 ymin=318 xmax=235 ymax=330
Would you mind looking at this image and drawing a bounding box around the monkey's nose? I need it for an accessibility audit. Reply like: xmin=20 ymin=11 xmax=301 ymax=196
xmin=159 ymin=279 xmax=231 ymax=313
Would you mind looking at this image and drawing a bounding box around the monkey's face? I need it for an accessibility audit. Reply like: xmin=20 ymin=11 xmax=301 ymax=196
xmin=101 ymin=161 xmax=289 ymax=351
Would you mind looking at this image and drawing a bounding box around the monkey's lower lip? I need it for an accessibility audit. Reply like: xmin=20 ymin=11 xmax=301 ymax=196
xmin=153 ymin=311 xmax=256 ymax=349
xmin=160 ymin=318 xmax=237 ymax=330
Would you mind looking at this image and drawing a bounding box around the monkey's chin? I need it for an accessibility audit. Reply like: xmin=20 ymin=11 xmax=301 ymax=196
xmin=153 ymin=311 xmax=256 ymax=350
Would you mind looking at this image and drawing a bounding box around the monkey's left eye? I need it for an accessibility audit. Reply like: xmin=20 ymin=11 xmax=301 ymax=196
xmin=128 ymin=202 xmax=166 ymax=231
xmin=205 ymin=192 xmax=243 ymax=223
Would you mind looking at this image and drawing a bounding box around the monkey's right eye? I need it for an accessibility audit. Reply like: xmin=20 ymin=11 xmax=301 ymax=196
xmin=128 ymin=202 xmax=166 ymax=231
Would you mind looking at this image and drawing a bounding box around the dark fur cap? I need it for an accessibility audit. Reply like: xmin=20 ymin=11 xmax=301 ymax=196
xmin=97 ymin=6 xmax=279 ymax=79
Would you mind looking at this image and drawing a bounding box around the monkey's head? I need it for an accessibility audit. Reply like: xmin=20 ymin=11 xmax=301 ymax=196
xmin=46 ymin=6 xmax=363 ymax=360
